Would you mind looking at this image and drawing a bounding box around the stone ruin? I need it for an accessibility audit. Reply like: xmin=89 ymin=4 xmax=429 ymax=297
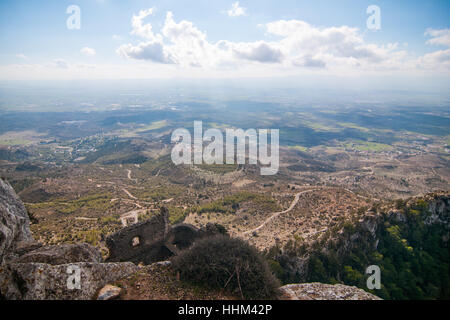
xmin=119 ymin=210 xmax=139 ymax=227
xmin=105 ymin=207 xmax=222 ymax=265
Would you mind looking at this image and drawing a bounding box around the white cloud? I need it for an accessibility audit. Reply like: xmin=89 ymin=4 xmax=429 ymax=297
xmin=16 ymin=54 xmax=28 ymax=60
xmin=130 ymin=8 xmax=159 ymax=41
xmin=75 ymin=63 xmax=96 ymax=69
xmin=117 ymin=41 xmax=174 ymax=64
xmin=46 ymin=59 xmax=96 ymax=70
xmin=265 ymin=20 xmax=397 ymax=66
xmin=51 ymin=59 xmax=70 ymax=69
xmin=80 ymin=47 xmax=96 ymax=56
xmin=293 ymin=55 xmax=326 ymax=68
xmin=425 ymin=28 xmax=450 ymax=47
xmin=418 ymin=49 xmax=450 ymax=70
xmin=161 ymin=12 xmax=214 ymax=67
xmin=117 ymin=8 xmax=176 ymax=64
xmin=418 ymin=29 xmax=450 ymax=70
xmin=227 ymin=2 xmax=246 ymax=17
xmin=232 ymin=42 xmax=283 ymax=63
xmin=112 ymin=34 xmax=123 ymax=41
xmin=7 ymin=10 xmax=448 ymax=80
xmin=118 ymin=11 xmax=414 ymax=73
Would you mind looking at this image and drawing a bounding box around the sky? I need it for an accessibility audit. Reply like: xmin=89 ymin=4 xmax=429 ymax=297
xmin=0 ymin=0 xmax=449 ymax=87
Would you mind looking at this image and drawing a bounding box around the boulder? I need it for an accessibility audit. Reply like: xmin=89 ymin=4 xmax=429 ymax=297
xmin=279 ymin=283 xmax=382 ymax=300
xmin=97 ymin=284 xmax=122 ymax=300
xmin=14 ymin=241 xmax=43 ymax=256
xmin=14 ymin=243 xmax=102 ymax=265
xmin=152 ymin=260 xmax=171 ymax=267
xmin=1 ymin=261 xmax=138 ymax=300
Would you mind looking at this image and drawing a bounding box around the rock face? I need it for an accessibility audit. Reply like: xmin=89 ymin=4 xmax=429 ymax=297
xmin=106 ymin=208 xmax=223 ymax=265
xmin=279 ymin=283 xmax=382 ymax=300
xmin=423 ymin=194 xmax=449 ymax=226
xmin=0 ymin=179 xmax=33 ymax=264
xmin=0 ymin=178 xmax=139 ymax=300
xmin=13 ymin=243 xmax=102 ymax=265
xmin=1 ymin=262 xmax=138 ymax=300
xmin=14 ymin=241 xmax=43 ymax=256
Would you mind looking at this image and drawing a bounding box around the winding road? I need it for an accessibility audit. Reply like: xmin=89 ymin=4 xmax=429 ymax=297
xmin=126 ymin=169 xmax=138 ymax=183
xmin=243 ymin=188 xmax=318 ymax=235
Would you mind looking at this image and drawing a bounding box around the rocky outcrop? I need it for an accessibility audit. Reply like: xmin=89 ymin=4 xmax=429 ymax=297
xmin=1 ymin=261 xmax=138 ymax=300
xmin=14 ymin=241 xmax=43 ymax=256
xmin=275 ymin=192 xmax=449 ymax=300
xmin=0 ymin=179 xmax=33 ymax=264
xmin=0 ymin=178 xmax=139 ymax=300
xmin=422 ymin=194 xmax=449 ymax=226
xmin=279 ymin=283 xmax=381 ymax=300
xmin=13 ymin=243 xmax=102 ymax=265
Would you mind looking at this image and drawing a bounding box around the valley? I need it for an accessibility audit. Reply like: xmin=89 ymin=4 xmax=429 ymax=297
xmin=0 ymin=101 xmax=448 ymax=300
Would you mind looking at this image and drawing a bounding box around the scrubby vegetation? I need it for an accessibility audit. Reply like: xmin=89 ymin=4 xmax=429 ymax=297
xmin=133 ymin=186 xmax=183 ymax=202
xmin=172 ymin=235 xmax=280 ymax=299
xmin=167 ymin=206 xmax=188 ymax=224
xmin=196 ymin=163 xmax=238 ymax=174
xmin=190 ymin=192 xmax=280 ymax=215
xmin=27 ymin=193 xmax=115 ymax=215
xmin=97 ymin=153 xmax=148 ymax=165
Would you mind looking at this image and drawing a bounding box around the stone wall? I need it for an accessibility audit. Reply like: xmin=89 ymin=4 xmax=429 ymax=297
xmin=106 ymin=207 xmax=171 ymax=264
xmin=105 ymin=208 xmax=224 ymax=265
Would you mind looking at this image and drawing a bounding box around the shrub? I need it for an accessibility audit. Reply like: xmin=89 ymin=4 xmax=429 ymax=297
xmin=213 ymin=223 xmax=228 ymax=236
xmin=172 ymin=235 xmax=280 ymax=299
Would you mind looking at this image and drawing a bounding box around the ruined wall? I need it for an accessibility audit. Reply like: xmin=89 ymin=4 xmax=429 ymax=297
xmin=106 ymin=208 xmax=224 ymax=265
xmin=106 ymin=208 xmax=172 ymax=264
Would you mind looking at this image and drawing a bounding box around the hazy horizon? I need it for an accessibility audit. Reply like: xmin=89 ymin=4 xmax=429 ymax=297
xmin=1 ymin=1 xmax=449 ymax=92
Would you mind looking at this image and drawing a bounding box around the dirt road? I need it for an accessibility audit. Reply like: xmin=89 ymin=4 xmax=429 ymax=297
xmin=243 ymin=188 xmax=318 ymax=235
xmin=122 ymin=188 xmax=137 ymax=200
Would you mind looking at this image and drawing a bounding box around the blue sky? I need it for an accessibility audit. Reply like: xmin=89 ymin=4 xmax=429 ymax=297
xmin=0 ymin=0 xmax=449 ymax=81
